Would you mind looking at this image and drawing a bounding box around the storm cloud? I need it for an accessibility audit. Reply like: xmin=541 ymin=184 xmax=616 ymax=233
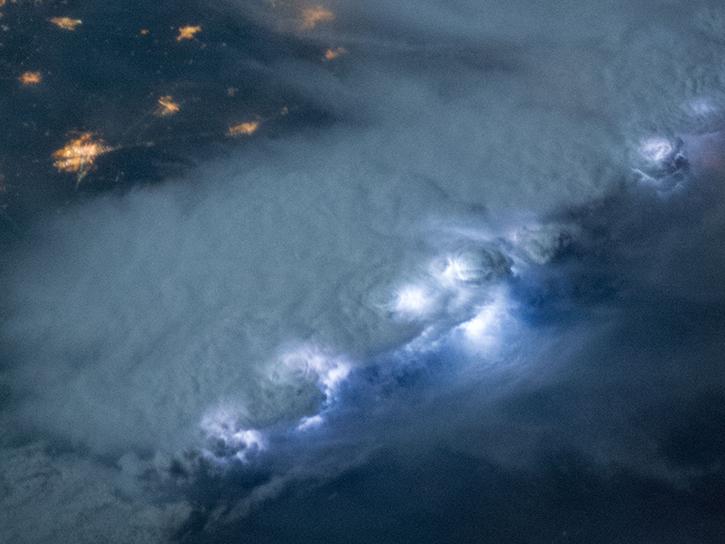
xmin=2 ymin=1 xmax=725 ymax=542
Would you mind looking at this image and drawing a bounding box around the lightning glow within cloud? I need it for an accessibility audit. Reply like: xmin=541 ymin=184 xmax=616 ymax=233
xmin=3 ymin=0 xmax=725 ymax=542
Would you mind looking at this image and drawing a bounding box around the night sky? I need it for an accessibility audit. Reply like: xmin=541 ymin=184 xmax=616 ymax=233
xmin=2 ymin=1 xmax=725 ymax=543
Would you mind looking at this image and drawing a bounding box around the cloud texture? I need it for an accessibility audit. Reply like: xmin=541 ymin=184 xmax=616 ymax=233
xmin=3 ymin=0 xmax=725 ymax=542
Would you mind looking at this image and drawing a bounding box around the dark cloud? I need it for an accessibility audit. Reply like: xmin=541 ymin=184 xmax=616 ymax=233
xmin=183 ymin=448 xmax=725 ymax=544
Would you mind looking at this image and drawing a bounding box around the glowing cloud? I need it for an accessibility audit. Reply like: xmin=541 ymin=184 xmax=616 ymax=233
xmin=432 ymin=246 xmax=511 ymax=288
xmin=639 ymin=137 xmax=676 ymax=164
xmin=176 ymin=25 xmax=202 ymax=42
xmin=633 ymin=136 xmax=688 ymax=192
xmin=300 ymin=6 xmax=334 ymax=30
xmin=296 ymin=414 xmax=324 ymax=431
xmin=18 ymin=71 xmax=42 ymax=86
xmin=155 ymin=95 xmax=181 ymax=117
xmin=278 ymin=346 xmax=352 ymax=435
xmin=439 ymin=257 xmax=473 ymax=285
xmin=323 ymin=47 xmax=347 ymax=62
xmin=455 ymin=289 xmax=510 ymax=353
xmin=52 ymin=132 xmax=111 ymax=183
xmin=49 ymin=17 xmax=82 ymax=31
xmin=200 ymin=407 xmax=266 ymax=464
xmin=227 ymin=120 xmax=260 ymax=137
xmin=393 ymin=284 xmax=437 ymax=319
xmin=279 ymin=346 xmax=351 ymax=401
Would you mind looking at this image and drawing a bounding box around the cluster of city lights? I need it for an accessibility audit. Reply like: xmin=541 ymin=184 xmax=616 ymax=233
xmin=5 ymin=1 xmax=346 ymax=188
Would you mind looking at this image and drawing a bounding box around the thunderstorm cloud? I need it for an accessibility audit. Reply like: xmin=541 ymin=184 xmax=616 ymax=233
xmin=1 ymin=1 xmax=725 ymax=542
